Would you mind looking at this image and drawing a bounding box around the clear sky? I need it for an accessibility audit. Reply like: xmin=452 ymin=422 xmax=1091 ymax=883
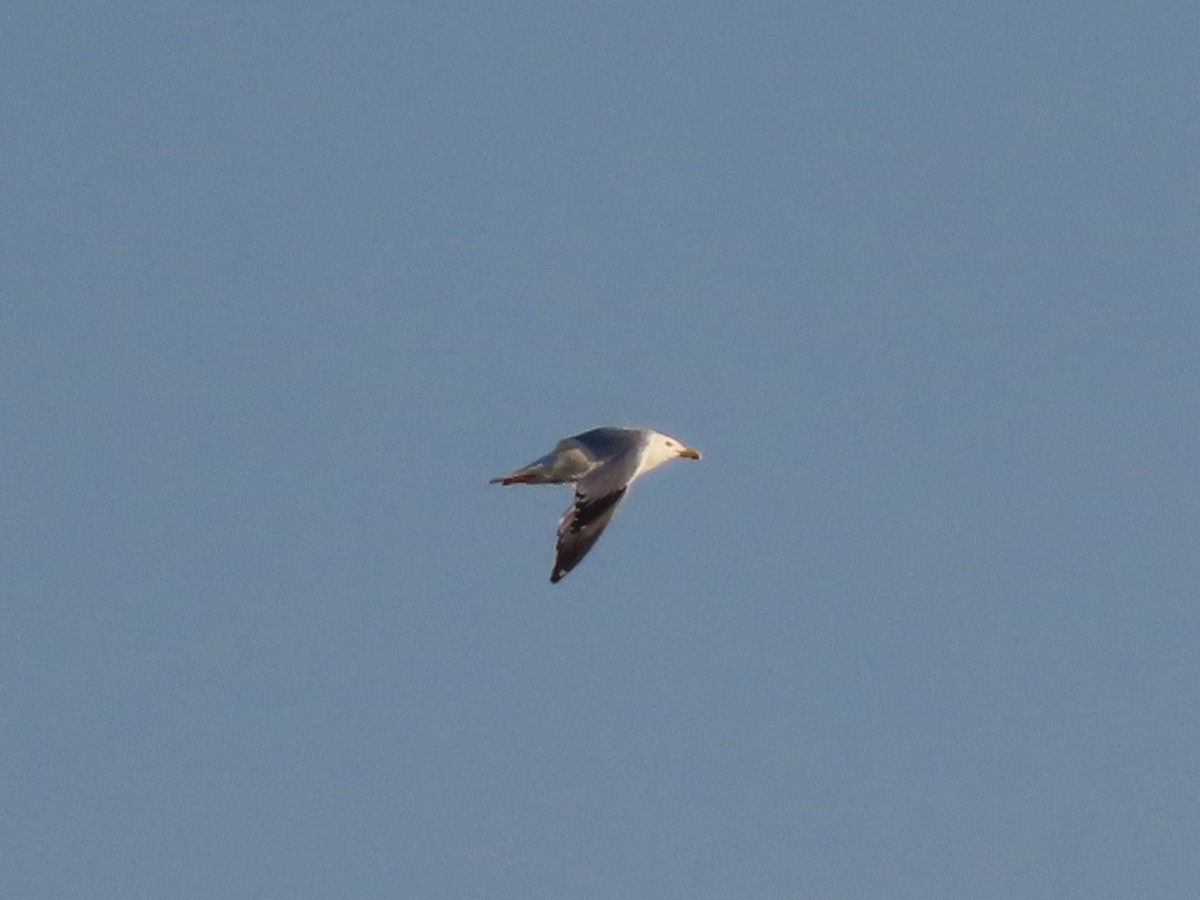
xmin=4 ymin=3 xmax=1198 ymax=898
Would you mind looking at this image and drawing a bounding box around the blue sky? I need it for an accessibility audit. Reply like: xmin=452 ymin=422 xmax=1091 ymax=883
xmin=4 ymin=3 xmax=1199 ymax=898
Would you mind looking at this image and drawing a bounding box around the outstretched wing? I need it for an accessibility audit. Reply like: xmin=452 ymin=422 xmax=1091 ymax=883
xmin=550 ymin=443 xmax=641 ymax=583
xmin=552 ymin=487 xmax=627 ymax=583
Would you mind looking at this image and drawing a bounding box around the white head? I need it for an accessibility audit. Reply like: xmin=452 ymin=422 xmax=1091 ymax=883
xmin=639 ymin=430 xmax=702 ymax=475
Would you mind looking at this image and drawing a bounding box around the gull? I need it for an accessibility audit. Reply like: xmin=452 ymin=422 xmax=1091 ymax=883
xmin=490 ymin=427 xmax=702 ymax=583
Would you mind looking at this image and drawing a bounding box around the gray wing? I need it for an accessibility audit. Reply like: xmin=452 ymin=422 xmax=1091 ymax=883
xmin=550 ymin=442 xmax=642 ymax=583
xmin=490 ymin=428 xmax=640 ymax=486
xmin=567 ymin=427 xmax=641 ymax=461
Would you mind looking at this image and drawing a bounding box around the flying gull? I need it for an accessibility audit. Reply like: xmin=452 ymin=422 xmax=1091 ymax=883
xmin=490 ymin=427 xmax=702 ymax=583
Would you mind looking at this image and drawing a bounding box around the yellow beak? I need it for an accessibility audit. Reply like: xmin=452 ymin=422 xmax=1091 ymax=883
xmin=678 ymin=447 xmax=702 ymax=460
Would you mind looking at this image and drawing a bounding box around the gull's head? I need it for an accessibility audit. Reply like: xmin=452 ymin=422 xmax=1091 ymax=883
xmin=643 ymin=430 xmax=702 ymax=472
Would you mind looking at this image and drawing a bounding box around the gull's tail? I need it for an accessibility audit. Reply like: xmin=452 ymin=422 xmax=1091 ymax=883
xmin=489 ymin=473 xmax=536 ymax=485
xmin=489 ymin=450 xmax=562 ymax=485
